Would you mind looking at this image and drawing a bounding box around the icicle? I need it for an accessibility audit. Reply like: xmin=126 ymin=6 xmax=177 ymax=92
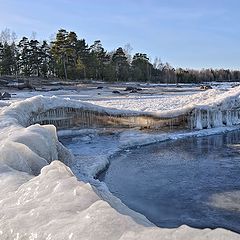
xmin=192 ymin=110 xmax=197 ymax=129
xmin=195 ymin=109 xmax=203 ymax=129
xmin=226 ymin=110 xmax=232 ymax=126
xmin=237 ymin=110 xmax=240 ymax=124
xmin=232 ymin=110 xmax=238 ymax=124
xmin=212 ymin=110 xmax=223 ymax=127
xmin=207 ymin=110 xmax=211 ymax=128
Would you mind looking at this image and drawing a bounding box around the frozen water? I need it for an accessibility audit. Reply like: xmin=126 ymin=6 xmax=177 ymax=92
xmin=100 ymin=130 xmax=240 ymax=233
xmin=60 ymin=130 xmax=121 ymax=177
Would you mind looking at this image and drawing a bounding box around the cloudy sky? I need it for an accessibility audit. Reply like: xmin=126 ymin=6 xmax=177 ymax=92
xmin=0 ymin=0 xmax=239 ymax=69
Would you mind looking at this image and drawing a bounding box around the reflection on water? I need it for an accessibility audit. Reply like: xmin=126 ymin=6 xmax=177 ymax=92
xmin=99 ymin=131 xmax=240 ymax=233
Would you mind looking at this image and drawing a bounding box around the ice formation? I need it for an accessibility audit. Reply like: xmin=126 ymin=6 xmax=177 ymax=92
xmin=1 ymin=87 xmax=240 ymax=239
xmin=3 ymin=86 xmax=240 ymax=131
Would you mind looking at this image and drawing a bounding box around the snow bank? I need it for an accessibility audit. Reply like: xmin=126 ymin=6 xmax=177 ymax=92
xmin=89 ymin=86 xmax=240 ymax=118
xmin=1 ymin=88 xmax=240 ymax=239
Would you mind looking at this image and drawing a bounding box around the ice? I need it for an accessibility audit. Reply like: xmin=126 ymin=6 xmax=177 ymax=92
xmin=0 ymin=86 xmax=240 ymax=239
xmin=209 ymin=191 xmax=240 ymax=212
xmin=0 ymin=161 xmax=142 ymax=240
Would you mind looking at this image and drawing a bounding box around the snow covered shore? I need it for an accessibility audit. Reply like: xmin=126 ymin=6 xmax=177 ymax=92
xmin=1 ymin=87 xmax=240 ymax=239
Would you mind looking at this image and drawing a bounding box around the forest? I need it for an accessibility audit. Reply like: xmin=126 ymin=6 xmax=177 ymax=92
xmin=0 ymin=28 xmax=240 ymax=83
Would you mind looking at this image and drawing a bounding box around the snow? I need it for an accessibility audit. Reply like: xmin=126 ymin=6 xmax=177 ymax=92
xmin=0 ymin=161 xmax=146 ymax=240
xmin=88 ymin=89 xmax=217 ymax=113
xmin=88 ymin=86 xmax=240 ymax=119
xmin=5 ymin=83 xmax=240 ymax=118
xmin=0 ymin=85 xmax=240 ymax=239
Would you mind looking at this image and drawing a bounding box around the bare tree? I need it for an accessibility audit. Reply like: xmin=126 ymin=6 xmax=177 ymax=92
xmin=123 ymin=43 xmax=133 ymax=64
xmin=0 ymin=28 xmax=11 ymax=43
xmin=0 ymin=28 xmax=17 ymax=44
xmin=30 ymin=31 xmax=37 ymax=40
xmin=11 ymin=32 xmax=17 ymax=43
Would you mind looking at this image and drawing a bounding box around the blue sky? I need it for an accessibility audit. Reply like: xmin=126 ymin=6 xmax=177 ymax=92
xmin=0 ymin=0 xmax=239 ymax=69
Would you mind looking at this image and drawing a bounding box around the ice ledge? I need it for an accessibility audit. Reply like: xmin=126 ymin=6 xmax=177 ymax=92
xmin=3 ymin=93 xmax=240 ymax=131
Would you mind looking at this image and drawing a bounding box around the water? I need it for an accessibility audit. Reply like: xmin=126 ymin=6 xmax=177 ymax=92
xmin=59 ymin=130 xmax=120 ymax=177
xmin=99 ymin=131 xmax=240 ymax=233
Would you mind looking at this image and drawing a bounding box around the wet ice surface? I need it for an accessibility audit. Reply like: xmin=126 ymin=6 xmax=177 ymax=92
xmin=99 ymin=131 xmax=240 ymax=233
xmin=59 ymin=130 xmax=120 ymax=177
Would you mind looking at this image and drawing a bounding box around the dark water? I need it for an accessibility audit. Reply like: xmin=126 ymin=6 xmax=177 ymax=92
xmin=99 ymin=131 xmax=240 ymax=233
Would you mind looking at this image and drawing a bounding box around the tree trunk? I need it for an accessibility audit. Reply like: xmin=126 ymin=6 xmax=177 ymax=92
xmin=63 ymin=56 xmax=68 ymax=81
xmin=83 ymin=67 xmax=86 ymax=79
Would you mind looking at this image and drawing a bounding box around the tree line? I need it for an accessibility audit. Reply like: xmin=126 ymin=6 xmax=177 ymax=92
xmin=0 ymin=28 xmax=240 ymax=83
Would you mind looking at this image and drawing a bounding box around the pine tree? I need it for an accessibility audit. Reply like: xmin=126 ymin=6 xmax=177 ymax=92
xmin=51 ymin=29 xmax=69 ymax=80
xmin=66 ymin=31 xmax=78 ymax=79
xmin=90 ymin=40 xmax=108 ymax=80
xmin=0 ymin=42 xmax=16 ymax=75
xmin=112 ymin=47 xmax=130 ymax=81
xmin=39 ymin=40 xmax=52 ymax=78
xmin=29 ymin=39 xmax=41 ymax=76
xmin=132 ymin=53 xmax=152 ymax=82
xmin=17 ymin=37 xmax=31 ymax=76
xmin=0 ymin=42 xmax=3 ymax=75
xmin=75 ymin=39 xmax=90 ymax=79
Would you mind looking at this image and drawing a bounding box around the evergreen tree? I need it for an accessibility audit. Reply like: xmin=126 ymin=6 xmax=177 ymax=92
xmin=112 ymin=47 xmax=130 ymax=81
xmin=90 ymin=40 xmax=108 ymax=80
xmin=28 ymin=39 xmax=41 ymax=76
xmin=65 ymin=31 xmax=78 ymax=79
xmin=75 ymin=39 xmax=90 ymax=79
xmin=0 ymin=42 xmax=4 ymax=75
xmin=17 ymin=37 xmax=31 ymax=76
xmin=0 ymin=42 xmax=16 ymax=75
xmin=39 ymin=40 xmax=52 ymax=78
xmin=131 ymin=53 xmax=152 ymax=82
xmin=51 ymin=29 xmax=69 ymax=80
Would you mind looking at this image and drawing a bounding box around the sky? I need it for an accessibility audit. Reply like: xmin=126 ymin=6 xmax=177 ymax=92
xmin=0 ymin=0 xmax=239 ymax=69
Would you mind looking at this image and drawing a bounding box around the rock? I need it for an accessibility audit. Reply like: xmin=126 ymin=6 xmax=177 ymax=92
xmin=206 ymin=85 xmax=213 ymax=89
xmin=124 ymin=86 xmax=142 ymax=91
xmin=112 ymin=90 xmax=121 ymax=94
xmin=130 ymin=89 xmax=138 ymax=93
xmin=97 ymin=86 xmax=103 ymax=89
xmin=124 ymin=86 xmax=135 ymax=91
xmin=200 ymin=85 xmax=213 ymax=90
xmin=18 ymin=80 xmax=35 ymax=90
xmin=1 ymin=92 xmax=11 ymax=99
